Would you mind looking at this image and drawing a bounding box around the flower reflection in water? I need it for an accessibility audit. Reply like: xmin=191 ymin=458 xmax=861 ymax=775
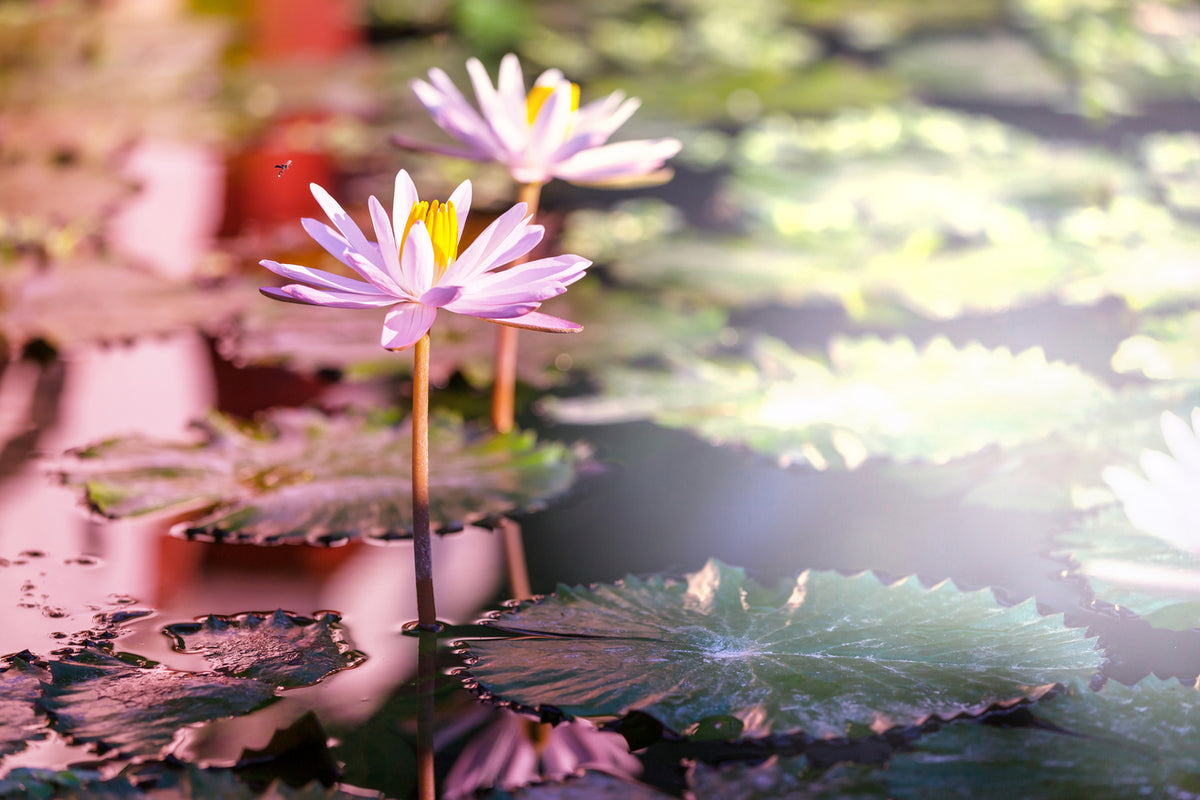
xmin=442 ymin=708 xmax=641 ymax=798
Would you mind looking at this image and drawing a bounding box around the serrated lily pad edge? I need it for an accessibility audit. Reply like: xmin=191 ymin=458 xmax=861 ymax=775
xmin=454 ymin=566 xmax=1103 ymax=739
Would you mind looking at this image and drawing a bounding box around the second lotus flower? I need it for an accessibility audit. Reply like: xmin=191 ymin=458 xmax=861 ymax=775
xmin=398 ymin=53 xmax=682 ymax=186
xmin=260 ymin=169 xmax=590 ymax=350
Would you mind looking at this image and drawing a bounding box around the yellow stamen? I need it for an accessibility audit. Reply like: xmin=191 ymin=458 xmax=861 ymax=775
xmin=403 ymin=199 xmax=458 ymax=280
xmin=526 ymin=83 xmax=580 ymax=124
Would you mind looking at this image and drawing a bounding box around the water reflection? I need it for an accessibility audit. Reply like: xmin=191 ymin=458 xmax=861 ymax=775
xmin=0 ymin=324 xmax=507 ymax=784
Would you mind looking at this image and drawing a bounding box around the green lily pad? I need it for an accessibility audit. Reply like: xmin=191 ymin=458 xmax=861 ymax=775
xmin=888 ymin=381 xmax=1200 ymax=513
xmin=0 ymin=767 xmax=143 ymax=800
xmin=169 ymin=767 xmax=387 ymax=799
xmin=57 ymin=408 xmax=586 ymax=545
xmin=545 ymin=335 xmax=1112 ymax=469
xmin=888 ymin=33 xmax=1069 ymax=104
xmin=460 ymin=559 xmax=1101 ymax=739
xmin=1112 ymin=310 xmax=1200 ymax=380
xmin=686 ymin=677 xmax=1200 ymax=799
xmin=1142 ymin=131 xmax=1200 ymax=216
xmin=791 ymin=0 xmax=1004 ymax=47
xmin=1013 ymin=0 xmax=1200 ymax=117
xmin=688 ymin=757 xmax=885 ymax=800
xmin=38 ymin=647 xmax=277 ymax=758
xmin=1056 ymin=506 xmax=1200 ymax=630
xmin=883 ymin=677 xmax=1200 ymax=798
xmin=163 ymin=610 xmax=366 ymax=689
xmin=0 ymin=654 xmax=48 ymax=758
xmin=613 ymin=106 xmax=1200 ymax=321
xmin=0 ymin=765 xmax=385 ymax=800
xmin=589 ymin=60 xmax=906 ymax=123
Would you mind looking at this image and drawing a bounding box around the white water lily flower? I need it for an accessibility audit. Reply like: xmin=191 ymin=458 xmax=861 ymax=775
xmin=259 ymin=169 xmax=590 ymax=351
xmin=396 ymin=53 xmax=682 ymax=186
xmin=1103 ymin=409 xmax=1200 ymax=556
xmin=1092 ymin=409 xmax=1200 ymax=597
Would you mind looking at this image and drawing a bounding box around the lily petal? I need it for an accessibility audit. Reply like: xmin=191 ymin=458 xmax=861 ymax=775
xmin=419 ymin=284 xmax=464 ymax=308
xmin=260 ymin=259 xmax=385 ymax=295
xmin=310 ymin=183 xmax=375 ymax=256
xmin=401 ymin=220 xmax=436 ymax=294
xmin=270 ymin=284 xmax=401 ymax=309
xmin=490 ymin=309 xmax=583 ymax=333
xmin=382 ymin=303 xmax=438 ymax=350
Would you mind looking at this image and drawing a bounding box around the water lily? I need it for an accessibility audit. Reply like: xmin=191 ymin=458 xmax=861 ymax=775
xmin=1090 ymin=409 xmax=1200 ymax=597
xmin=1103 ymin=409 xmax=1200 ymax=556
xmin=259 ymin=170 xmax=589 ymax=351
xmin=396 ymin=53 xmax=682 ymax=186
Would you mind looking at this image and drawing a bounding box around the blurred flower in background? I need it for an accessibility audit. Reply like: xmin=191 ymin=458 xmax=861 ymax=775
xmin=396 ymin=53 xmax=682 ymax=186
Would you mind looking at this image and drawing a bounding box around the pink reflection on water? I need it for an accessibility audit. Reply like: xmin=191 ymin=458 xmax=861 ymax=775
xmin=108 ymin=140 xmax=225 ymax=280
xmin=0 ymin=323 xmax=506 ymax=770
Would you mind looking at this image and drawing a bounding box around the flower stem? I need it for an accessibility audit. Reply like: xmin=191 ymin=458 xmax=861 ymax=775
xmin=412 ymin=332 xmax=437 ymax=629
xmin=416 ymin=628 xmax=437 ymax=800
xmin=490 ymin=181 xmax=543 ymax=434
xmin=492 ymin=182 xmax=543 ymax=601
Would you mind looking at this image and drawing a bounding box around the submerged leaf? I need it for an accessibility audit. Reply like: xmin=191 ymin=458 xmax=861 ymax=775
xmin=39 ymin=647 xmax=276 ymax=757
xmin=57 ymin=408 xmax=586 ymax=545
xmin=546 ymin=336 xmax=1110 ymax=468
xmin=0 ymin=654 xmax=48 ymax=757
xmin=163 ymin=610 xmax=365 ymax=689
xmin=461 ymin=560 xmax=1100 ymax=739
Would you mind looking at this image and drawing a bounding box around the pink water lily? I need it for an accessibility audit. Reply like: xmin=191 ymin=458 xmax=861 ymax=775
xmin=396 ymin=53 xmax=682 ymax=186
xmin=259 ymin=169 xmax=590 ymax=351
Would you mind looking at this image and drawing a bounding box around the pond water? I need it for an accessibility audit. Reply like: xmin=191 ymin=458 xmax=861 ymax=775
xmin=6 ymin=1 xmax=1200 ymax=799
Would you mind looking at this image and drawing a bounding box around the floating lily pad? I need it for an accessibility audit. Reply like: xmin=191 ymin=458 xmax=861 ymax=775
xmin=889 ymin=33 xmax=1069 ymax=104
xmin=1056 ymin=507 xmax=1200 ymax=630
xmin=889 ymin=380 xmax=1200 ymax=513
xmin=546 ymin=336 xmax=1111 ymax=469
xmin=882 ymin=677 xmax=1200 ymax=798
xmin=170 ymin=767 xmax=387 ymax=799
xmin=0 ymin=767 xmax=142 ymax=800
xmin=163 ymin=610 xmax=365 ymax=689
xmin=1142 ymin=132 xmax=1200 ymax=215
xmin=460 ymin=560 xmax=1100 ymax=739
xmin=1013 ymin=0 xmax=1200 ymax=116
xmin=590 ymin=60 xmax=906 ymax=123
xmin=0 ymin=654 xmax=48 ymax=758
xmin=688 ymin=757 xmax=885 ymax=800
xmin=0 ymin=765 xmax=385 ymax=800
xmin=613 ymin=106 xmax=1200 ymax=321
xmin=0 ymin=263 xmax=256 ymax=349
xmin=225 ymin=281 xmax=726 ymax=389
xmin=791 ymin=0 xmax=1004 ymax=47
xmin=1112 ymin=310 xmax=1200 ymax=380
xmin=57 ymin=408 xmax=586 ymax=545
xmin=687 ymin=677 xmax=1200 ymax=798
xmin=39 ymin=647 xmax=276 ymax=758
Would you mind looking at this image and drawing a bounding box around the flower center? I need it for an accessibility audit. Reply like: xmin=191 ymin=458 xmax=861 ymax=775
xmin=403 ymin=199 xmax=458 ymax=280
xmin=526 ymin=83 xmax=580 ymax=124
